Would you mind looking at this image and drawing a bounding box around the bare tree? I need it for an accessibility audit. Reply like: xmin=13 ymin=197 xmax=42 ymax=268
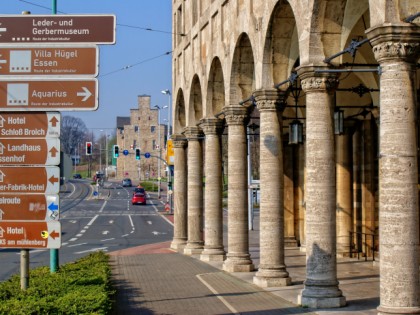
xmin=60 ymin=116 xmax=89 ymax=156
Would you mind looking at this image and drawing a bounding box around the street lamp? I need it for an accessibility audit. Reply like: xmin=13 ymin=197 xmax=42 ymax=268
xmin=100 ymin=130 xmax=109 ymax=178
xmin=161 ymin=89 xmax=171 ymax=139
xmin=161 ymin=89 xmax=172 ymax=210
xmin=154 ymin=105 xmax=162 ymax=199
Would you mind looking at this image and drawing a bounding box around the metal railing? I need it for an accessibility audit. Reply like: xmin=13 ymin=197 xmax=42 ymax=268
xmin=349 ymin=231 xmax=378 ymax=261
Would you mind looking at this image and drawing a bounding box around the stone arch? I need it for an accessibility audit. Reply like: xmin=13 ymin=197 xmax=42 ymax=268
xmin=188 ymin=75 xmax=204 ymax=125
xmin=262 ymin=0 xmax=299 ymax=88
xmin=229 ymin=33 xmax=255 ymax=105
xmin=206 ymin=57 xmax=225 ymax=117
xmin=174 ymin=88 xmax=186 ymax=134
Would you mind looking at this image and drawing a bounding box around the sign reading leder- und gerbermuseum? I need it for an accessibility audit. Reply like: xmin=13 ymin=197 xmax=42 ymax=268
xmin=0 ymin=15 xmax=115 ymax=44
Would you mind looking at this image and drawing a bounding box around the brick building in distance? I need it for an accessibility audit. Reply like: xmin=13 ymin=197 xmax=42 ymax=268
xmin=116 ymin=95 xmax=166 ymax=182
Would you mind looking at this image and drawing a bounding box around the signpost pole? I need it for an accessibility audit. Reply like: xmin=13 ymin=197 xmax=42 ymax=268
xmin=50 ymin=2 xmax=59 ymax=273
xmin=20 ymin=249 xmax=29 ymax=290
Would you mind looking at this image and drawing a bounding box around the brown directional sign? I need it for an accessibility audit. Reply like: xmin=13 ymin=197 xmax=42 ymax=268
xmin=0 ymin=46 xmax=98 ymax=76
xmin=0 ymin=221 xmax=61 ymax=248
xmin=0 ymin=166 xmax=60 ymax=194
xmin=0 ymin=138 xmax=60 ymax=165
xmin=0 ymin=194 xmax=59 ymax=221
xmin=0 ymin=79 xmax=98 ymax=111
xmin=0 ymin=112 xmax=60 ymax=138
xmin=0 ymin=15 xmax=115 ymax=44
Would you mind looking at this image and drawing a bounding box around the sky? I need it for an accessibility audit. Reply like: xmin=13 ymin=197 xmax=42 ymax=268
xmin=3 ymin=0 xmax=173 ymax=138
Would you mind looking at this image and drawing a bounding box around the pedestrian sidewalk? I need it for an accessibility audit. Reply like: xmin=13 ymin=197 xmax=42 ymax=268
xmin=109 ymin=207 xmax=380 ymax=314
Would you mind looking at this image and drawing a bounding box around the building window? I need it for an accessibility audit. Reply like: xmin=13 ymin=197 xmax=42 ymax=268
xmin=134 ymin=125 xmax=139 ymax=132
xmin=151 ymin=126 xmax=156 ymax=133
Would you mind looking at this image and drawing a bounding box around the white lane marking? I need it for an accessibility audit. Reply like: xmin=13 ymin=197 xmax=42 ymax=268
xmin=76 ymin=234 xmax=83 ymax=237
xmin=87 ymin=215 xmax=98 ymax=226
xmin=68 ymin=243 xmax=88 ymax=248
xmin=66 ymin=182 xmax=76 ymax=198
xmin=147 ymin=221 xmax=152 ymax=225
xmin=61 ymin=242 xmax=68 ymax=246
xmin=150 ymin=200 xmax=174 ymax=226
xmin=69 ymin=238 xmax=78 ymax=242
xmin=109 ymin=220 xmax=114 ymax=224
xmin=99 ymin=200 xmax=108 ymax=213
xmin=121 ymin=234 xmax=129 ymax=237
xmin=80 ymin=229 xmax=86 ymax=233
xmin=128 ymin=215 xmax=134 ymax=230
xmin=15 ymin=249 xmax=47 ymax=255
xmin=152 ymin=231 xmax=167 ymax=235
xmin=102 ymin=231 xmax=109 ymax=235
xmin=101 ymin=238 xmax=115 ymax=242
xmin=70 ymin=220 xmax=77 ymax=223
xmin=196 ymin=274 xmax=240 ymax=315
xmin=74 ymin=247 xmax=108 ymax=254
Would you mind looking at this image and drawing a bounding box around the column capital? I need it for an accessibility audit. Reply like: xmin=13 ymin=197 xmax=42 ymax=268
xmin=253 ymin=88 xmax=287 ymax=112
xmin=223 ymin=105 xmax=249 ymax=126
xmin=199 ymin=118 xmax=224 ymax=136
xmin=366 ymin=23 xmax=420 ymax=64
xmin=183 ymin=126 xmax=204 ymax=140
xmin=171 ymin=134 xmax=187 ymax=148
xmin=297 ymin=65 xmax=339 ymax=93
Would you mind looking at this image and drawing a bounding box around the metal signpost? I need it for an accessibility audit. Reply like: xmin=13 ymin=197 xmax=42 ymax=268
xmin=0 ymin=12 xmax=116 ymax=286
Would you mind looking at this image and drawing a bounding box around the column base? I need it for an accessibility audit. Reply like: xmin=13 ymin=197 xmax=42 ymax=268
xmin=253 ymin=275 xmax=291 ymax=287
xmin=300 ymin=245 xmax=307 ymax=253
xmin=298 ymin=295 xmax=346 ymax=308
xmin=200 ymin=249 xmax=226 ymax=262
xmin=183 ymin=242 xmax=204 ymax=255
xmin=378 ymin=306 xmax=420 ymax=314
xmin=170 ymin=238 xmax=187 ymax=251
xmin=222 ymin=254 xmax=254 ymax=272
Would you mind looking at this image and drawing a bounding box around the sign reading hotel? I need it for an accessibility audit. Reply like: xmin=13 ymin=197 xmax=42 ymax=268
xmin=0 ymin=112 xmax=60 ymax=138
xmin=0 ymin=15 xmax=116 ymax=44
xmin=0 ymin=166 xmax=59 ymax=194
xmin=0 ymin=138 xmax=60 ymax=165
xmin=0 ymin=46 xmax=98 ymax=76
xmin=0 ymin=221 xmax=61 ymax=248
xmin=0 ymin=194 xmax=59 ymax=221
xmin=0 ymin=79 xmax=98 ymax=111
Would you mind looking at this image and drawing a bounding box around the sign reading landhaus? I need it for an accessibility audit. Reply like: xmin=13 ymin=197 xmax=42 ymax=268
xmin=0 ymin=15 xmax=116 ymax=44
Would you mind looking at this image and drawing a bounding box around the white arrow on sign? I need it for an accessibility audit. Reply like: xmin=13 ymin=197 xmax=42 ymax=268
xmin=77 ymin=87 xmax=92 ymax=102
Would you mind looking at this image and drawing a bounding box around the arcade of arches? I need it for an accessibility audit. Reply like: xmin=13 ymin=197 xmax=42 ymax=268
xmin=170 ymin=1 xmax=420 ymax=313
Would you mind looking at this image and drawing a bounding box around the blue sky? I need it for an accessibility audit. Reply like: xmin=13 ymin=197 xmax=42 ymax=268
xmin=3 ymin=0 xmax=173 ymax=137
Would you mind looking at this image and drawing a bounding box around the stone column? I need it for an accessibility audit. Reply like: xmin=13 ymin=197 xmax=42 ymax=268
xmin=200 ymin=118 xmax=226 ymax=261
xmin=336 ymin=132 xmax=352 ymax=257
xmin=253 ymin=89 xmax=291 ymax=287
xmin=367 ymin=23 xmax=420 ymax=315
xmin=297 ymin=144 xmax=306 ymax=250
xmin=222 ymin=105 xmax=254 ymax=272
xmin=297 ymin=67 xmax=346 ymax=308
xmin=183 ymin=126 xmax=204 ymax=255
xmin=170 ymin=134 xmax=188 ymax=251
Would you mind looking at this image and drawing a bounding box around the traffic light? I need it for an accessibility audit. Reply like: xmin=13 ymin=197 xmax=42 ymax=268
xmin=85 ymin=142 xmax=92 ymax=155
xmin=113 ymin=145 xmax=119 ymax=158
xmin=135 ymin=148 xmax=141 ymax=160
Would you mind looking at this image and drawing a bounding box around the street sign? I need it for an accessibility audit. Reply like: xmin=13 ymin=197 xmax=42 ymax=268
xmin=0 ymin=15 xmax=116 ymax=44
xmin=0 ymin=166 xmax=60 ymax=194
xmin=0 ymin=112 xmax=60 ymax=138
xmin=0 ymin=194 xmax=59 ymax=221
xmin=0 ymin=138 xmax=60 ymax=165
xmin=144 ymin=152 xmax=151 ymax=159
xmin=0 ymin=78 xmax=98 ymax=111
xmin=0 ymin=46 xmax=99 ymax=76
xmin=0 ymin=221 xmax=61 ymax=248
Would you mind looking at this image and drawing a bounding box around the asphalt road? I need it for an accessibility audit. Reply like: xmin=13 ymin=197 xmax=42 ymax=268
xmin=0 ymin=179 xmax=173 ymax=282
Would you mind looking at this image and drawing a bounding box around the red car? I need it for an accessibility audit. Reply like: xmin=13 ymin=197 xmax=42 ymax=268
xmin=131 ymin=187 xmax=147 ymax=205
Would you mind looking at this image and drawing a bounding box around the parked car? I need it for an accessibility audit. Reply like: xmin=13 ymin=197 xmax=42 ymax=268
xmin=122 ymin=178 xmax=132 ymax=187
xmin=73 ymin=173 xmax=82 ymax=179
xmin=132 ymin=187 xmax=146 ymax=205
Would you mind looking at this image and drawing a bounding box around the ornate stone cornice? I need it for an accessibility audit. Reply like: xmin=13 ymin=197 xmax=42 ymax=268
xmin=300 ymin=76 xmax=339 ymax=93
xmin=253 ymin=88 xmax=287 ymax=112
xmin=366 ymin=23 xmax=420 ymax=63
xmin=199 ymin=118 xmax=224 ymax=136
xmin=171 ymin=134 xmax=187 ymax=148
xmin=183 ymin=126 xmax=203 ymax=141
xmin=223 ymin=105 xmax=249 ymax=126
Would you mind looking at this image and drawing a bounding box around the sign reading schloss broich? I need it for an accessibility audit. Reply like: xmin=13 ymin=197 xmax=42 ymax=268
xmin=0 ymin=138 xmax=60 ymax=165
xmin=0 ymin=194 xmax=59 ymax=221
xmin=0 ymin=15 xmax=115 ymax=44
xmin=0 ymin=166 xmax=59 ymax=194
xmin=0 ymin=112 xmax=60 ymax=138
xmin=0 ymin=46 xmax=98 ymax=76
xmin=0 ymin=79 xmax=98 ymax=111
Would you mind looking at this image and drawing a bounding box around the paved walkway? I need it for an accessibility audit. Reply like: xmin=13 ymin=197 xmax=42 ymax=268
xmin=109 ymin=205 xmax=380 ymax=314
